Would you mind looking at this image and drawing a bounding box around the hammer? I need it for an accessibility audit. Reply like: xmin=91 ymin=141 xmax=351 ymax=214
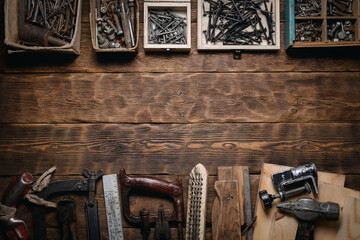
xmin=276 ymin=198 xmax=339 ymax=240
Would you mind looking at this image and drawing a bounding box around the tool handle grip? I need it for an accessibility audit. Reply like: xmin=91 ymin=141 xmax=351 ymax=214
xmin=119 ymin=169 xmax=182 ymax=197
xmin=295 ymin=221 xmax=314 ymax=240
xmin=119 ymin=169 xmax=184 ymax=224
xmin=5 ymin=218 xmax=29 ymax=240
xmin=2 ymin=173 xmax=34 ymax=207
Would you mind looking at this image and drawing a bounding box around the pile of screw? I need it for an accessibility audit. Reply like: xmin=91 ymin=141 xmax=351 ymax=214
xmin=327 ymin=20 xmax=354 ymax=41
xmin=96 ymin=0 xmax=136 ymax=49
xmin=202 ymin=0 xmax=275 ymax=45
xmin=295 ymin=0 xmax=321 ymax=17
xmin=26 ymin=0 xmax=78 ymax=44
xmin=327 ymin=0 xmax=353 ymax=16
xmin=295 ymin=20 xmax=322 ymax=42
xmin=148 ymin=10 xmax=187 ymax=45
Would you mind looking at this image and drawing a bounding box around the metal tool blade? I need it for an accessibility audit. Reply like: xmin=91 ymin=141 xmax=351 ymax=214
xmin=86 ymin=200 xmax=101 ymax=240
xmin=103 ymin=174 xmax=124 ymax=240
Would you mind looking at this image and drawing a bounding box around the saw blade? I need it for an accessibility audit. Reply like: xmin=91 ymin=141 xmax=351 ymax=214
xmin=103 ymin=174 xmax=124 ymax=240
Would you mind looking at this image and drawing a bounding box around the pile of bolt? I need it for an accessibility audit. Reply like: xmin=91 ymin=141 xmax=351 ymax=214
xmin=148 ymin=10 xmax=187 ymax=45
xmin=202 ymin=0 xmax=275 ymax=45
xmin=295 ymin=20 xmax=322 ymax=41
xmin=327 ymin=0 xmax=353 ymax=15
xmin=25 ymin=0 xmax=78 ymax=45
xmin=295 ymin=0 xmax=321 ymax=17
xmin=96 ymin=0 xmax=136 ymax=49
xmin=327 ymin=20 xmax=355 ymax=41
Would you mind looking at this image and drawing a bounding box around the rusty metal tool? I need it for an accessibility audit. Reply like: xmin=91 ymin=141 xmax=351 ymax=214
xmin=119 ymin=168 xmax=185 ymax=240
xmin=119 ymin=0 xmax=134 ymax=48
xmin=57 ymin=197 xmax=78 ymax=240
xmin=155 ymin=205 xmax=171 ymax=240
xmin=277 ymin=198 xmax=339 ymax=240
xmin=0 ymin=172 xmax=34 ymax=240
xmin=32 ymin=169 xmax=103 ymax=240
xmin=18 ymin=0 xmax=68 ymax=46
xmin=259 ymin=163 xmax=318 ymax=209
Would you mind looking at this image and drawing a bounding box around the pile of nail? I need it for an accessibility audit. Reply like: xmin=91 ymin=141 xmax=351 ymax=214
xmin=26 ymin=0 xmax=78 ymax=43
xmin=327 ymin=0 xmax=353 ymax=16
xmin=327 ymin=20 xmax=354 ymax=41
xmin=96 ymin=0 xmax=136 ymax=49
xmin=148 ymin=10 xmax=187 ymax=45
xmin=295 ymin=0 xmax=321 ymax=17
xmin=295 ymin=20 xmax=322 ymax=42
xmin=202 ymin=0 xmax=275 ymax=45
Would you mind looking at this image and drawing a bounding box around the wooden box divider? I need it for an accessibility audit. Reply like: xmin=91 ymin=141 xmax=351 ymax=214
xmin=286 ymin=0 xmax=360 ymax=48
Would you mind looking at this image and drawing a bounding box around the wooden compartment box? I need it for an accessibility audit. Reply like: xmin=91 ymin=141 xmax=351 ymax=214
xmin=197 ymin=0 xmax=280 ymax=50
xmin=286 ymin=0 xmax=360 ymax=48
xmin=90 ymin=0 xmax=140 ymax=52
xmin=4 ymin=0 xmax=82 ymax=54
xmin=144 ymin=0 xmax=191 ymax=51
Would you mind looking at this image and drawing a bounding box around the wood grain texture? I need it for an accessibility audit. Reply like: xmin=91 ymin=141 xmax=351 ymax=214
xmin=0 ymin=123 xmax=359 ymax=175
xmin=212 ymin=180 xmax=242 ymax=240
xmin=1 ymin=0 xmax=359 ymax=239
xmin=212 ymin=166 xmax=249 ymax=240
xmin=335 ymin=197 xmax=360 ymax=240
xmin=315 ymin=182 xmax=360 ymax=240
xmin=1 ymin=72 xmax=360 ymax=123
xmin=253 ymin=163 xmax=345 ymax=240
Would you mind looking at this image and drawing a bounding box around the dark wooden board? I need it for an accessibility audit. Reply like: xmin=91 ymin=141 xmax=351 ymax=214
xmin=1 ymin=0 xmax=359 ymax=239
xmin=1 ymin=72 xmax=360 ymax=123
xmin=0 ymin=123 xmax=359 ymax=175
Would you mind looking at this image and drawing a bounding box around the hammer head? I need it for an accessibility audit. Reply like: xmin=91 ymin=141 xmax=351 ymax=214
xmin=276 ymin=198 xmax=339 ymax=222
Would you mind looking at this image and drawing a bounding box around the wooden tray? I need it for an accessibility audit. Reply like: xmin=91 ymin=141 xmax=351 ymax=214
xmin=4 ymin=0 xmax=82 ymax=54
xmin=144 ymin=1 xmax=191 ymax=51
xmin=89 ymin=0 xmax=140 ymax=52
xmin=286 ymin=0 xmax=360 ymax=48
xmin=197 ymin=0 xmax=280 ymax=50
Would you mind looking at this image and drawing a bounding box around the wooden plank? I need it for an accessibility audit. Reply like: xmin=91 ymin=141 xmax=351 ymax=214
xmin=314 ymin=182 xmax=360 ymax=240
xmin=1 ymin=22 xmax=360 ymax=73
xmin=0 ymin=123 xmax=359 ymax=175
xmin=212 ymin=180 xmax=242 ymax=240
xmin=212 ymin=166 xmax=249 ymax=240
xmin=1 ymin=73 xmax=360 ymax=123
xmin=253 ymin=163 xmax=345 ymax=240
xmin=335 ymin=196 xmax=360 ymax=240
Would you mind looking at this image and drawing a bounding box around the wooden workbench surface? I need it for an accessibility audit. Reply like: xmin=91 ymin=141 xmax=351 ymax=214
xmin=1 ymin=0 xmax=360 ymax=239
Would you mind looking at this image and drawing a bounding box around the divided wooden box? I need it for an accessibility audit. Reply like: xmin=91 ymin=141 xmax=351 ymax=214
xmin=144 ymin=0 xmax=191 ymax=51
xmin=89 ymin=0 xmax=140 ymax=52
xmin=285 ymin=0 xmax=360 ymax=48
xmin=4 ymin=0 xmax=82 ymax=54
xmin=197 ymin=0 xmax=280 ymax=50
